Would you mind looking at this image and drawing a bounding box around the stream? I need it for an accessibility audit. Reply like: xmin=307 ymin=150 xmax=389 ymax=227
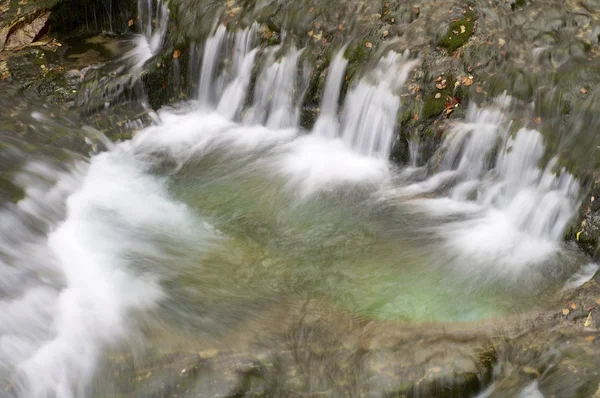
xmin=0 ymin=1 xmax=599 ymax=397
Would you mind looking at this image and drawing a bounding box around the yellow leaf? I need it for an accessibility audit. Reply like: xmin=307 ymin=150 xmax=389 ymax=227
xmin=584 ymin=312 xmax=592 ymax=327
xmin=576 ymin=231 xmax=582 ymax=241
xmin=460 ymin=25 xmax=466 ymax=34
xmin=562 ymin=308 xmax=570 ymax=315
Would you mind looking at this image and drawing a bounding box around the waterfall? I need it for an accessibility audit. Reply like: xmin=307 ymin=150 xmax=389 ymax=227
xmin=408 ymin=135 xmax=420 ymax=167
xmin=128 ymin=0 xmax=169 ymax=68
xmin=340 ymin=51 xmax=419 ymax=159
xmin=399 ymin=96 xmax=580 ymax=273
xmin=313 ymin=47 xmax=348 ymax=138
xmin=198 ymin=25 xmax=228 ymax=106
xmin=216 ymin=24 xmax=260 ymax=119
xmin=192 ymin=27 xmax=417 ymax=158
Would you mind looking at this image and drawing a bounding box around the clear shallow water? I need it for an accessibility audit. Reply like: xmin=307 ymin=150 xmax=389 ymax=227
xmin=0 ymin=17 xmax=594 ymax=398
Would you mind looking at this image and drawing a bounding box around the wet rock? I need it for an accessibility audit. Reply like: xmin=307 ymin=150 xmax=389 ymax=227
xmin=98 ymin=297 xmax=500 ymax=397
xmin=2 ymin=9 xmax=50 ymax=51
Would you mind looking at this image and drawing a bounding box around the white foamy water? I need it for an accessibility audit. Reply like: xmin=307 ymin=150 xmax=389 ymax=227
xmin=244 ymin=46 xmax=308 ymax=129
xmin=198 ymin=25 xmax=228 ymax=106
xmin=0 ymin=140 xmax=221 ymax=396
xmin=341 ymin=51 xmax=419 ymax=159
xmin=395 ymin=97 xmax=580 ymax=277
xmin=563 ymin=262 xmax=599 ymax=290
xmin=127 ymin=0 xmax=169 ymax=69
xmin=313 ymin=47 xmax=348 ymax=139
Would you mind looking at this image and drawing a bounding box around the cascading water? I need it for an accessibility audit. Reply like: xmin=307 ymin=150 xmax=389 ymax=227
xmin=396 ymin=96 xmax=580 ymax=279
xmin=127 ymin=0 xmax=169 ymax=68
xmin=340 ymin=51 xmax=420 ymax=158
xmin=313 ymin=47 xmax=348 ymax=138
xmin=0 ymin=18 xmax=596 ymax=398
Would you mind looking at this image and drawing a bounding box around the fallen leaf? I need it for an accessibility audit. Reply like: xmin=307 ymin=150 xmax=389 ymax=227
xmin=498 ymin=38 xmax=506 ymax=47
xmin=128 ymin=19 xmax=134 ymax=27
xmin=462 ymin=76 xmax=473 ymax=86
xmin=584 ymin=312 xmax=593 ymax=327
xmin=338 ymin=24 xmax=344 ymax=30
xmin=570 ymin=303 xmax=578 ymax=310
xmin=585 ymin=335 xmax=596 ymax=342
xmin=562 ymin=308 xmax=570 ymax=315
xmin=460 ymin=25 xmax=466 ymax=34
xmin=413 ymin=114 xmax=419 ymax=121
xmin=580 ymin=87 xmax=588 ymax=94
xmin=382 ymin=30 xmax=389 ymax=38
xmin=172 ymin=49 xmax=181 ymax=59
xmin=308 ymin=30 xmax=314 ymax=37
xmin=576 ymin=231 xmax=583 ymax=241
xmin=535 ymin=116 xmax=542 ymax=125
xmin=365 ymin=42 xmax=373 ymax=48
xmin=435 ymin=93 xmax=441 ymax=99
xmin=595 ymin=298 xmax=600 ymax=305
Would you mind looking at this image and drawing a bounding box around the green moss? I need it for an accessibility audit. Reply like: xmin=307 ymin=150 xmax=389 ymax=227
xmin=0 ymin=177 xmax=25 ymax=203
xmin=267 ymin=34 xmax=281 ymax=46
xmin=437 ymin=11 xmax=477 ymax=53
xmin=561 ymin=100 xmax=572 ymax=115
xmin=423 ymin=97 xmax=446 ymax=119
xmin=343 ymin=43 xmax=371 ymax=85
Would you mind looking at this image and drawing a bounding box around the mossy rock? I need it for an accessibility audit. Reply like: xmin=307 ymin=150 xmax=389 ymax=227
xmin=0 ymin=176 xmax=25 ymax=203
xmin=437 ymin=11 xmax=477 ymax=54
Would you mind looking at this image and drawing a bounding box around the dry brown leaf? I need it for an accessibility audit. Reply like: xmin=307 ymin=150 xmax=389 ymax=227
xmin=570 ymin=303 xmax=578 ymax=310
xmin=462 ymin=76 xmax=473 ymax=86
xmin=585 ymin=335 xmax=596 ymax=342
xmin=580 ymin=87 xmax=588 ymax=94
xmin=173 ymin=50 xmax=181 ymax=59
xmin=562 ymin=308 xmax=570 ymax=315
xmin=365 ymin=42 xmax=373 ymax=48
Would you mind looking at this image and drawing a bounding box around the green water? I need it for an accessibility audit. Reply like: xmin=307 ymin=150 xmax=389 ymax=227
xmin=139 ymin=151 xmax=541 ymax=330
